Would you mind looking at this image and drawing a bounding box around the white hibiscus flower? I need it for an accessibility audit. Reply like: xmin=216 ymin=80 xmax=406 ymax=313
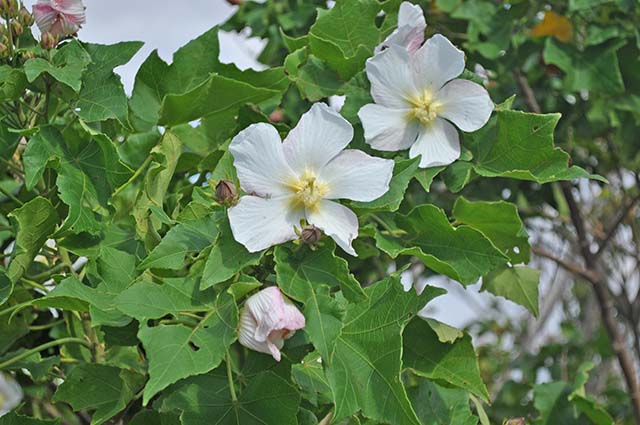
xmin=375 ymin=1 xmax=426 ymax=54
xmin=228 ymin=103 xmax=394 ymax=256
xmin=359 ymin=34 xmax=494 ymax=168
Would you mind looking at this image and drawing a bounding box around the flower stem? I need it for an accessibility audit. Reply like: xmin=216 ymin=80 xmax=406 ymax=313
xmin=113 ymin=154 xmax=153 ymax=197
xmin=226 ymin=350 xmax=238 ymax=402
xmin=0 ymin=337 xmax=91 ymax=369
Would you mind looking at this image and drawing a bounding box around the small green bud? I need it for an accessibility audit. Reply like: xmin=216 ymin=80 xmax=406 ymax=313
xmin=215 ymin=180 xmax=237 ymax=204
xmin=10 ymin=20 xmax=22 ymax=37
xmin=40 ymin=31 xmax=57 ymax=50
xmin=0 ymin=0 xmax=18 ymax=18
xmin=21 ymin=50 xmax=34 ymax=60
xmin=0 ymin=42 xmax=8 ymax=57
xmin=18 ymin=5 xmax=33 ymax=27
xmin=0 ymin=23 xmax=6 ymax=37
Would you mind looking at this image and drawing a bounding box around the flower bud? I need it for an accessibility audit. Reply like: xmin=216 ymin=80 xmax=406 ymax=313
xmin=40 ymin=31 xmax=57 ymax=50
xmin=300 ymin=225 xmax=322 ymax=245
xmin=10 ymin=20 xmax=22 ymax=37
xmin=0 ymin=42 xmax=8 ymax=57
xmin=238 ymin=287 xmax=305 ymax=361
xmin=0 ymin=23 xmax=6 ymax=37
xmin=504 ymin=419 xmax=525 ymax=425
xmin=0 ymin=373 xmax=23 ymax=416
xmin=21 ymin=50 xmax=34 ymax=60
xmin=215 ymin=180 xmax=237 ymax=204
xmin=226 ymin=0 xmax=242 ymax=5
xmin=18 ymin=5 xmax=33 ymax=27
xmin=0 ymin=0 xmax=18 ymax=18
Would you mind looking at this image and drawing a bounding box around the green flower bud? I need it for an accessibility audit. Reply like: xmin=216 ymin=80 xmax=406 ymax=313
xmin=18 ymin=5 xmax=33 ymax=27
xmin=40 ymin=31 xmax=57 ymax=50
xmin=10 ymin=20 xmax=22 ymax=37
xmin=0 ymin=0 xmax=18 ymax=18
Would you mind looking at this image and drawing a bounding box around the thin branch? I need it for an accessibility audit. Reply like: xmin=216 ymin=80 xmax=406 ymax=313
xmin=594 ymin=193 xmax=640 ymax=259
xmin=531 ymin=246 xmax=598 ymax=283
xmin=514 ymin=69 xmax=542 ymax=114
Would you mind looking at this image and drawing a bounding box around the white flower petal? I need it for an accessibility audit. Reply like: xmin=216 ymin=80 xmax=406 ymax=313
xmin=358 ymin=103 xmax=419 ymax=151
xmin=307 ymin=200 xmax=359 ymax=256
xmin=319 ymin=149 xmax=394 ymax=202
xmin=436 ymin=79 xmax=494 ymax=132
xmin=375 ymin=2 xmax=426 ymax=54
xmin=229 ymin=123 xmax=297 ymax=198
xmin=412 ymin=34 xmax=465 ymax=92
xmin=409 ymin=118 xmax=461 ymax=168
xmin=245 ymin=286 xmax=286 ymax=342
xmin=0 ymin=374 xmax=23 ymax=416
xmin=228 ymin=195 xmax=302 ymax=253
xmin=365 ymin=45 xmax=416 ymax=109
xmin=282 ymin=103 xmax=353 ymax=174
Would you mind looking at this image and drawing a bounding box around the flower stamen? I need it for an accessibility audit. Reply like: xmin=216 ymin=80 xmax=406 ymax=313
xmin=289 ymin=171 xmax=329 ymax=210
xmin=408 ymin=90 xmax=441 ymax=126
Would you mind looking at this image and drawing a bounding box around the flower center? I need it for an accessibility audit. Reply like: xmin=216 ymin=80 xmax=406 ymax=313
xmin=289 ymin=171 xmax=328 ymax=210
xmin=408 ymin=90 xmax=441 ymax=126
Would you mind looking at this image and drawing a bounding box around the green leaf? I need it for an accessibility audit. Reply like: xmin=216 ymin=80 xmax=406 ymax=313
xmin=414 ymin=166 xmax=446 ymax=192
xmin=24 ymin=40 xmax=91 ymax=92
xmin=403 ymin=317 xmax=489 ymax=401
xmin=568 ymin=363 xmax=614 ymax=425
xmin=158 ymin=74 xmax=282 ymax=127
xmin=138 ymin=292 xmax=238 ymax=404
xmin=376 ymin=204 xmax=508 ymax=285
xmin=116 ymin=277 xmax=213 ymax=321
xmin=470 ymin=110 xmax=605 ymax=183
xmin=534 ymin=382 xmax=579 ymax=425
xmin=0 ymin=413 xmax=60 ymax=424
xmin=425 ymin=318 xmax=464 ymax=344
xmin=443 ymin=161 xmax=474 ymax=193
xmin=77 ymin=41 xmax=143 ymax=124
xmin=7 ymin=197 xmax=58 ymax=289
xmin=288 ymin=51 xmax=344 ymax=102
xmin=159 ymin=369 xmax=300 ymax=425
xmin=543 ymin=38 xmax=624 ymax=93
xmin=482 ymin=266 xmax=540 ymax=317
xmin=352 ymin=157 xmax=421 ymax=213
xmin=326 ymin=274 xmax=445 ymax=424
xmin=452 ymin=197 xmax=530 ymax=263
xmin=201 ymin=218 xmax=263 ymax=289
xmin=292 ymin=352 xmax=333 ymax=407
xmin=52 ymin=364 xmax=145 ymax=425
xmin=0 ymin=66 xmax=27 ymax=101
xmin=309 ymin=0 xmax=381 ymax=79
xmin=407 ymin=380 xmax=477 ymax=425
xmin=138 ymin=213 xmax=219 ymax=270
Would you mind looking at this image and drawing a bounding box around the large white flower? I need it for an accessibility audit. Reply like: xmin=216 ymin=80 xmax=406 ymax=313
xmin=228 ymin=103 xmax=394 ymax=256
xmin=238 ymin=286 xmax=305 ymax=362
xmin=375 ymin=1 xmax=426 ymax=54
xmin=359 ymin=35 xmax=494 ymax=168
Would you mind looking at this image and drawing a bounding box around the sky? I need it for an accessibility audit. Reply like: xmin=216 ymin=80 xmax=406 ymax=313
xmin=19 ymin=0 xmax=561 ymax=338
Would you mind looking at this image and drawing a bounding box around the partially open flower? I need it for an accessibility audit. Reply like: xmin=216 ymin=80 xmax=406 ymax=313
xmin=0 ymin=373 xmax=23 ymax=416
xmin=215 ymin=180 xmax=237 ymax=205
xmin=33 ymin=0 xmax=85 ymax=37
xmin=228 ymin=103 xmax=394 ymax=256
xmin=375 ymin=1 xmax=426 ymax=54
xmin=238 ymin=286 xmax=305 ymax=362
xmin=359 ymin=35 xmax=494 ymax=168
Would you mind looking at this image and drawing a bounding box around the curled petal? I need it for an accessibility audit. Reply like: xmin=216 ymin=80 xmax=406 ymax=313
xmin=358 ymin=103 xmax=419 ymax=151
xmin=228 ymin=195 xmax=303 ymax=253
xmin=33 ymin=0 xmax=85 ymax=36
xmin=319 ymin=149 xmax=394 ymax=202
xmin=0 ymin=374 xmax=23 ymax=416
xmin=282 ymin=103 xmax=353 ymax=174
xmin=409 ymin=118 xmax=461 ymax=168
xmin=307 ymin=200 xmax=359 ymax=256
xmin=365 ymin=46 xmax=416 ymax=109
xmin=436 ymin=79 xmax=494 ymax=132
xmin=411 ymin=34 xmax=465 ymax=93
xmin=375 ymin=1 xmax=426 ymax=54
xmin=229 ymin=123 xmax=297 ymax=198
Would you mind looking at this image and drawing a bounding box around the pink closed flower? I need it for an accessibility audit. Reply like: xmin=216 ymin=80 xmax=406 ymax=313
xmin=238 ymin=286 xmax=305 ymax=362
xmin=32 ymin=0 xmax=85 ymax=37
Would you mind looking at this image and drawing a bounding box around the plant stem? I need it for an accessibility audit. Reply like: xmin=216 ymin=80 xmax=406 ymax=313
xmin=0 ymin=337 xmax=91 ymax=370
xmin=29 ymin=319 xmax=65 ymax=331
xmin=113 ymin=154 xmax=153 ymax=197
xmin=0 ymin=185 xmax=23 ymax=205
xmin=226 ymin=351 xmax=238 ymax=402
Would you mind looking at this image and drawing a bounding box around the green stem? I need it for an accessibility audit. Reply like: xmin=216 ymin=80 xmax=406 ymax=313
xmin=58 ymin=247 xmax=77 ymax=278
xmin=112 ymin=154 xmax=153 ymax=197
xmin=0 ymin=185 xmax=23 ymax=205
xmin=0 ymin=301 xmax=32 ymax=318
xmin=226 ymin=351 xmax=238 ymax=402
xmin=29 ymin=319 xmax=65 ymax=331
xmin=4 ymin=16 xmax=13 ymax=59
xmin=21 ymin=277 xmax=47 ymax=291
xmin=0 ymin=337 xmax=91 ymax=370
xmin=26 ymin=262 xmax=67 ymax=281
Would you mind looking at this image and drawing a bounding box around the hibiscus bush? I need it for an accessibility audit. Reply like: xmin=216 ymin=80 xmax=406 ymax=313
xmin=0 ymin=0 xmax=637 ymax=423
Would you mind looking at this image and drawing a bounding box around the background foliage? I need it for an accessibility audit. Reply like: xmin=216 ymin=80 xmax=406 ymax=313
xmin=0 ymin=0 xmax=639 ymax=424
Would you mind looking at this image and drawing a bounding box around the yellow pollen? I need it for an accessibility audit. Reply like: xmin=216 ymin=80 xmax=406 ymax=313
xmin=289 ymin=171 xmax=329 ymax=210
xmin=408 ymin=90 xmax=441 ymax=126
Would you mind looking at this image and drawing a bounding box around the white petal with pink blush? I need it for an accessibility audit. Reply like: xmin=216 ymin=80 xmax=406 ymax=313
xmin=32 ymin=0 xmax=86 ymax=37
xmin=375 ymin=1 xmax=426 ymax=54
xmin=237 ymin=287 xmax=305 ymax=361
xmin=228 ymin=103 xmax=394 ymax=256
xmin=360 ymin=34 xmax=494 ymax=168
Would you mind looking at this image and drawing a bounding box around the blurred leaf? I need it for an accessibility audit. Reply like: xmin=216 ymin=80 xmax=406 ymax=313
xmin=482 ymin=266 xmax=540 ymax=317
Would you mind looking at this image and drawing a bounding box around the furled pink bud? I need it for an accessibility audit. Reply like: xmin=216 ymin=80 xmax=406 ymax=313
xmin=10 ymin=20 xmax=22 ymax=37
xmin=238 ymin=286 xmax=305 ymax=361
xmin=32 ymin=0 xmax=85 ymax=37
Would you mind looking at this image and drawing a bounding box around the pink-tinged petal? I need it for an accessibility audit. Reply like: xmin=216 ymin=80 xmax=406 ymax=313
xmin=33 ymin=0 xmax=85 ymax=36
xmin=33 ymin=4 xmax=58 ymax=33
xmin=282 ymin=103 xmax=353 ymax=174
xmin=307 ymin=200 xmax=359 ymax=256
xmin=245 ymin=286 xmax=286 ymax=342
xmin=409 ymin=118 xmax=461 ymax=168
xmin=411 ymin=34 xmax=465 ymax=93
xmin=435 ymin=79 xmax=494 ymax=132
xmin=358 ymin=103 xmax=419 ymax=151
xmin=319 ymin=149 xmax=394 ymax=202
xmin=229 ymin=123 xmax=298 ymax=198
xmin=238 ymin=308 xmax=274 ymax=357
xmin=228 ymin=195 xmax=303 ymax=253
xmin=365 ymin=45 xmax=416 ymax=109
xmin=375 ymin=2 xmax=426 ymax=54
xmin=282 ymin=298 xmax=306 ymax=331
xmin=55 ymin=0 xmax=86 ymax=22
